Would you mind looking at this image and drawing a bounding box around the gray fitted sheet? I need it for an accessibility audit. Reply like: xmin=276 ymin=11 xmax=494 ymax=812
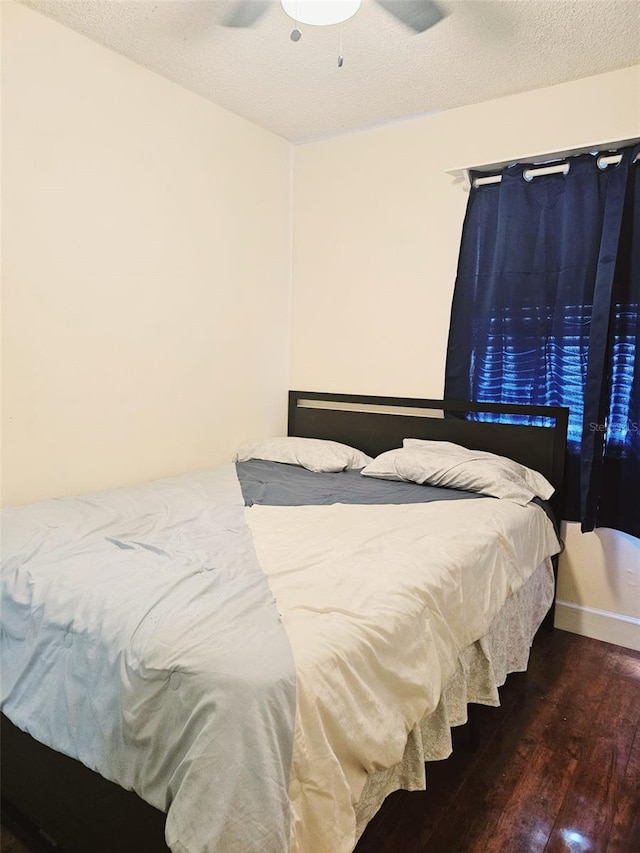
xmin=236 ymin=460 xmax=484 ymax=507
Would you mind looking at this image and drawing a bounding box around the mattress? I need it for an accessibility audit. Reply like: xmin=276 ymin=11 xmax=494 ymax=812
xmin=0 ymin=461 xmax=560 ymax=853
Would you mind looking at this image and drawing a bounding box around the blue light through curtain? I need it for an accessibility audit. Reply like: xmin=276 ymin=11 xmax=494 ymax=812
xmin=444 ymin=144 xmax=639 ymax=538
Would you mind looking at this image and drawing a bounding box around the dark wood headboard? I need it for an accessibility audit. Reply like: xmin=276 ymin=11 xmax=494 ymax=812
xmin=288 ymin=391 xmax=568 ymax=520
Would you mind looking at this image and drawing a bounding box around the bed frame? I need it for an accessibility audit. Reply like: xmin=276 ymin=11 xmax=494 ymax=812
xmin=288 ymin=392 xmax=567 ymax=520
xmin=1 ymin=392 xmax=568 ymax=853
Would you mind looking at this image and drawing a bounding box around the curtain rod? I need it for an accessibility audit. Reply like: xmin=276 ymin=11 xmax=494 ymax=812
xmin=473 ymin=150 xmax=640 ymax=188
xmin=445 ymin=137 xmax=640 ymax=192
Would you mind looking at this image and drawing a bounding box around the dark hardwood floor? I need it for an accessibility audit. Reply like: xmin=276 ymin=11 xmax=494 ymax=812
xmin=2 ymin=628 xmax=639 ymax=853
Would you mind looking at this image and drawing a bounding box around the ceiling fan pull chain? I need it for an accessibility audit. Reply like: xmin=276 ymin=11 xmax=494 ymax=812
xmin=338 ymin=22 xmax=344 ymax=67
xmin=290 ymin=0 xmax=302 ymax=41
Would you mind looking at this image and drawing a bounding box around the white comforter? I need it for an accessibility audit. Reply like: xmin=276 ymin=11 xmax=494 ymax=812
xmin=1 ymin=464 xmax=559 ymax=853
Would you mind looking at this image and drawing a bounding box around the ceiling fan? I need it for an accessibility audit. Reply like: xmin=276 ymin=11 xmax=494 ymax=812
xmin=222 ymin=0 xmax=446 ymax=34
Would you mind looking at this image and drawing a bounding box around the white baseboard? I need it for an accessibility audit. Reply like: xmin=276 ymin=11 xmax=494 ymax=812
xmin=554 ymin=600 xmax=640 ymax=652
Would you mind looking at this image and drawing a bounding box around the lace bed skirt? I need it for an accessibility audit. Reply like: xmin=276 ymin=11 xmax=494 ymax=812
xmin=354 ymin=558 xmax=554 ymax=841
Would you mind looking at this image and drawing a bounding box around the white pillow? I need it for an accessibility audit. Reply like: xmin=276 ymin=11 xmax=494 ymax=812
xmin=234 ymin=437 xmax=372 ymax=473
xmin=361 ymin=440 xmax=554 ymax=506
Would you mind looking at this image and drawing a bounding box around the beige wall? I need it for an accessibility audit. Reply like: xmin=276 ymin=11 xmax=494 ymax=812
xmin=2 ymin=2 xmax=292 ymax=505
xmin=291 ymin=66 xmax=640 ymax=646
xmin=292 ymin=65 xmax=639 ymax=396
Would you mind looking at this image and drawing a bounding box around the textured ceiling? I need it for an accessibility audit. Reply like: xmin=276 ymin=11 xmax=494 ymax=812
xmin=20 ymin=0 xmax=640 ymax=143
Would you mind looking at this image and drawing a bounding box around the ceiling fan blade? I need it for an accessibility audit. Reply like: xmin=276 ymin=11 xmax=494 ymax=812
xmin=375 ymin=0 xmax=445 ymax=33
xmin=221 ymin=1 xmax=271 ymax=27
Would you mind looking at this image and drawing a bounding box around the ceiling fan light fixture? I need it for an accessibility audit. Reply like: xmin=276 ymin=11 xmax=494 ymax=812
xmin=280 ymin=0 xmax=361 ymax=27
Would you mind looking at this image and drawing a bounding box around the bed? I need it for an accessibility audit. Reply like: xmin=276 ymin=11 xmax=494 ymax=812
xmin=1 ymin=391 xmax=568 ymax=853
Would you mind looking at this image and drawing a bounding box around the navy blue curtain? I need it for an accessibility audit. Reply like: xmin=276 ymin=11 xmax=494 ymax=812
xmin=444 ymin=145 xmax=639 ymax=538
